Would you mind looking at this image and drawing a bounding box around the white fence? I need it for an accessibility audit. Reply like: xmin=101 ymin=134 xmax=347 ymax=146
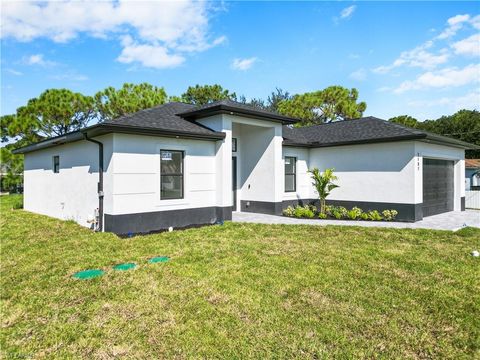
xmin=465 ymin=190 xmax=480 ymax=209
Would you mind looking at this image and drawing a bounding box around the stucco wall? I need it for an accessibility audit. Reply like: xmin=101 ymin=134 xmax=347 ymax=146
xmin=282 ymin=147 xmax=311 ymax=201
xmin=309 ymin=141 xmax=417 ymax=204
xmin=23 ymin=135 xmax=113 ymax=228
xmin=110 ymin=133 xmax=217 ymax=215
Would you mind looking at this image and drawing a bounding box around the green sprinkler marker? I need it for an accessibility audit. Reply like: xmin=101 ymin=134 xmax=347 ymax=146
xmin=149 ymin=256 xmax=170 ymax=264
xmin=113 ymin=263 xmax=137 ymax=271
xmin=72 ymin=269 xmax=105 ymax=280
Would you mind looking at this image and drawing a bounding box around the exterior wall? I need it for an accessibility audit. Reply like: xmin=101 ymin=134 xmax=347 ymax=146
xmin=414 ymin=141 xmax=465 ymax=211
xmin=282 ymin=147 xmax=311 ymax=202
xmin=197 ymin=114 xmax=232 ymax=209
xmin=309 ymin=141 xmax=417 ymax=204
xmin=23 ymin=135 xmax=113 ymax=228
xmin=284 ymin=140 xmax=466 ymax=221
xmin=110 ymin=133 xmax=217 ymax=214
xmin=227 ymin=115 xmax=284 ymax=214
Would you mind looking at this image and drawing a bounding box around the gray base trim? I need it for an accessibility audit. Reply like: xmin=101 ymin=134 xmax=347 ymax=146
xmin=282 ymin=198 xmax=422 ymax=222
xmin=461 ymin=196 xmax=465 ymax=211
xmin=241 ymin=200 xmax=283 ymax=215
xmin=105 ymin=206 xmax=232 ymax=235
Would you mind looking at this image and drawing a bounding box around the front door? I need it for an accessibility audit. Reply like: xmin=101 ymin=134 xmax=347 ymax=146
xmin=232 ymin=157 xmax=237 ymax=211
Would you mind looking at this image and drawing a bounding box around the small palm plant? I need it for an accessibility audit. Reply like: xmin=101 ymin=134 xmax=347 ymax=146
xmin=308 ymin=168 xmax=339 ymax=215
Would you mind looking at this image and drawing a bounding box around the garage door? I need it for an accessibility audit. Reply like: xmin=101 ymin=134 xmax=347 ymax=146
xmin=422 ymin=158 xmax=454 ymax=217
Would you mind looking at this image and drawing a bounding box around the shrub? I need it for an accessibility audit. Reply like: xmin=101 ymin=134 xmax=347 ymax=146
xmin=11 ymin=197 xmax=23 ymax=210
xmin=325 ymin=205 xmax=335 ymax=217
xmin=360 ymin=213 xmax=369 ymax=220
xmin=346 ymin=206 xmax=362 ymax=220
xmin=332 ymin=206 xmax=348 ymax=220
xmin=293 ymin=205 xmax=315 ymax=218
xmin=318 ymin=212 xmax=327 ymax=219
xmin=283 ymin=206 xmax=295 ymax=217
xmin=382 ymin=209 xmax=398 ymax=221
xmin=367 ymin=210 xmax=383 ymax=221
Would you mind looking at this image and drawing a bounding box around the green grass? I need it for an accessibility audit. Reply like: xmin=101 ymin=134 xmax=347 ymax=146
xmin=1 ymin=195 xmax=479 ymax=359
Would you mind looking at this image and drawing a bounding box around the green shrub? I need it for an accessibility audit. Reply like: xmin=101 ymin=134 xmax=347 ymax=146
xmin=283 ymin=206 xmax=295 ymax=217
xmin=318 ymin=212 xmax=327 ymax=219
xmin=11 ymin=197 xmax=23 ymax=210
xmin=360 ymin=213 xmax=369 ymax=220
xmin=292 ymin=205 xmax=313 ymax=218
xmin=368 ymin=210 xmax=383 ymax=221
xmin=325 ymin=205 xmax=335 ymax=217
xmin=346 ymin=206 xmax=362 ymax=220
xmin=382 ymin=209 xmax=398 ymax=221
xmin=331 ymin=206 xmax=348 ymax=220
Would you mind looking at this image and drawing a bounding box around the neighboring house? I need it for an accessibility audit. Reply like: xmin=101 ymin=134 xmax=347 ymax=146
xmin=14 ymin=100 xmax=478 ymax=234
xmin=465 ymin=159 xmax=480 ymax=190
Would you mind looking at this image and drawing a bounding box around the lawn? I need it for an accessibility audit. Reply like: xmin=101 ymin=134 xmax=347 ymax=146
xmin=1 ymin=195 xmax=479 ymax=359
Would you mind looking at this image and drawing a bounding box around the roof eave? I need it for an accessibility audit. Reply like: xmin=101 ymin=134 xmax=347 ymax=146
xmin=179 ymin=105 xmax=298 ymax=125
xmin=421 ymin=134 xmax=480 ymax=150
xmin=307 ymin=134 xmax=427 ymax=148
xmin=12 ymin=123 xmax=225 ymax=154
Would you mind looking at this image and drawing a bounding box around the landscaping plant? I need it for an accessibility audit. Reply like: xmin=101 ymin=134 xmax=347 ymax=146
xmin=308 ymin=168 xmax=339 ymax=216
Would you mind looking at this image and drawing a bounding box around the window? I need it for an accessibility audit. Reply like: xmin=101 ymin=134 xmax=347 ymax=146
xmin=160 ymin=150 xmax=184 ymax=199
xmin=53 ymin=156 xmax=60 ymax=173
xmin=284 ymin=156 xmax=296 ymax=192
xmin=232 ymin=138 xmax=237 ymax=152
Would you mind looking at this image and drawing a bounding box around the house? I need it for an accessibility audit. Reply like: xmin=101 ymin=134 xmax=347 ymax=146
xmin=13 ymin=100 xmax=477 ymax=234
xmin=465 ymin=159 xmax=480 ymax=190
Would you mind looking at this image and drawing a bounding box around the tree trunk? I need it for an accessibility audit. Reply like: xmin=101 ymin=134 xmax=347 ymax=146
xmin=320 ymin=198 xmax=326 ymax=214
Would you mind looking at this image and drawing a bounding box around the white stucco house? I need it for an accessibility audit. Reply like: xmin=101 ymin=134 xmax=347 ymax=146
xmin=14 ymin=100 xmax=477 ymax=234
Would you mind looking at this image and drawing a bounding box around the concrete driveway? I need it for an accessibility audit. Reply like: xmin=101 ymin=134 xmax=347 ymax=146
xmin=232 ymin=210 xmax=480 ymax=231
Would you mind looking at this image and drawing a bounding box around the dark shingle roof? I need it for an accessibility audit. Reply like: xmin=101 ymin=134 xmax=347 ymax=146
xmin=283 ymin=116 xmax=477 ymax=149
xmin=178 ymin=99 xmax=299 ymax=124
xmin=13 ymin=106 xmax=477 ymax=154
xmin=102 ymin=102 xmax=219 ymax=136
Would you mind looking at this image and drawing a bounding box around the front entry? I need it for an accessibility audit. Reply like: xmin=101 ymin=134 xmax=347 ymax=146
xmin=232 ymin=156 xmax=237 ymax=211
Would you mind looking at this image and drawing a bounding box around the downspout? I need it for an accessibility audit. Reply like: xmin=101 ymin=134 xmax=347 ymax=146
xmin=84 ymin=133 xmax=104 ymax=232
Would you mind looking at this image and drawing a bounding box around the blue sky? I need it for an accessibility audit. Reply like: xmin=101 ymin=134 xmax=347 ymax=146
xmin=1 ymin=1 xmax=479 ymax=120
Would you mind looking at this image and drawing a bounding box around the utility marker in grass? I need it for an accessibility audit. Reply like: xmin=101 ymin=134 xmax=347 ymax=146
xmin=72 ymin=269 xmax=105 ymax=279
xmin=113 ymin=263 xmax=137 ymax=271
xmin=149 ymin=256 xmax=170 ymax=263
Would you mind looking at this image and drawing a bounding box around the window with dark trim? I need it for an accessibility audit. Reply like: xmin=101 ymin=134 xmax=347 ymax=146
xmin=160 ymin=150 xmax=184 ymax=199
xmin=284 ymin=156 xmax=296 ymax=192
xmin=53 ymin=156 xmax=60 ymax=173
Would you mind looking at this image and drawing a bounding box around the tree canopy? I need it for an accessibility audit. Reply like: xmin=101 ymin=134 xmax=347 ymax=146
xmin=389 ymin=110 xmax=480 ymax=158
xmin=277 ymin=86 xmax=367 ymax=125
xmin=2 ymin=89 xmax=95 ymax=143
xmin=179 ymin=84 xmax=237 ymax=105
xmin=95 ymin=83 xmax=168 ymax=122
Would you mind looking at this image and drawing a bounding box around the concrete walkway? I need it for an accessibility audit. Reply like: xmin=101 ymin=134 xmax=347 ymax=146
xmin=232 ymin=210 xmax=480 ymax=231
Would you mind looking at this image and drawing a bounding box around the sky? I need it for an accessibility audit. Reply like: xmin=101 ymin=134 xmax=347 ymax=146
xmin=1 ymin=1 xmax=479 ymax=121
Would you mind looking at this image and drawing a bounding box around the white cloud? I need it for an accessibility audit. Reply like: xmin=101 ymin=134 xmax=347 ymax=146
xmin=394 ymin=63 xmax=480 ymax=93
xmin=376 ymin=86 xmax=391 ymax=93
xmin=50 ymin=72 xmax=88 ymax=81
xmin=22 ymin=54 xmax=56 ymax=67
xmin=5 ymin=68 xmax=22 ymax=76
xmin=117 ymin=36 xmax=185 ymax=69
xmin=437 ymin=14 xmax=470 ymax=39
xmin=407 ymin=88 xmax=480 ymax=111
xmin=451 ymin=33 xmax=480 ymax=56
xmin=349 ymin=68 xmax=367 ymax=81
xmin=373 ymin=41 xmax=449 ymax=74
xmin=231 ymin=57 xmax=258 ymax=71
xmin=340 ymin=5 xmax=356 ymax=20
xmin=1 ymin=0 xmax=225 ymax=69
